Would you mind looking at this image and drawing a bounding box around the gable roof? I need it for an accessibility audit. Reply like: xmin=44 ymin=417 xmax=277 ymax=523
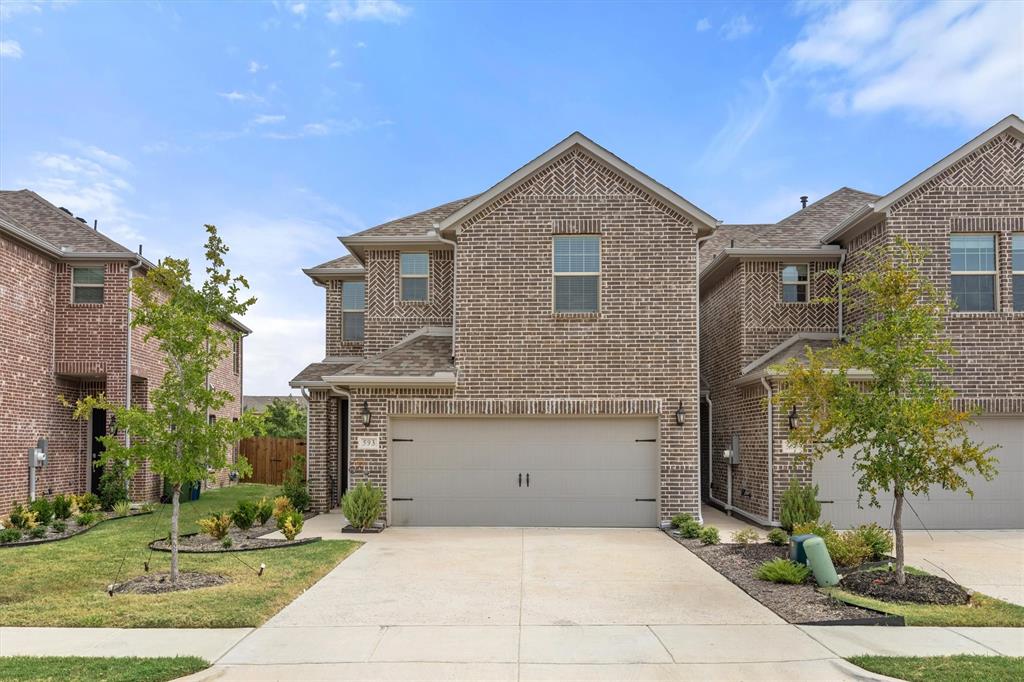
xmin=322 ymin=327 xmax=455 ymax=387
xmin=0 ymin=189 xmax=138 ymax=257
xmin=821 ymin=114 xmax=1024 ymax=244
xmin=303 ymin=253 xmax=365 ymax=282
xmin=437 ymin=132 xmax=719 ymax=236
xmin=347 ymin=196 xmax=477 ymax=239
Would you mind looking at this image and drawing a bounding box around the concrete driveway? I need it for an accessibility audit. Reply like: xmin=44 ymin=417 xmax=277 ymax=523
xmin=201 ymin=517 xmax=884 ymax=681
xmin=903 ymin=529 xmax=1024 ymax=605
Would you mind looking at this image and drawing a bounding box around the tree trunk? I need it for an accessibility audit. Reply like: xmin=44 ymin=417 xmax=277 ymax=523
xmin=171 ymin=483 xmax=181 ymax=585
xmin=893 ymin=489 xmax=906 ymax=585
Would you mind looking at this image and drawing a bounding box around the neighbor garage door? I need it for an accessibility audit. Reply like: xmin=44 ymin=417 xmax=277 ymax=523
xmin=815 ymin=416 xmax=1024 ymax=529
xmin=390 ymin=417 xmax=659 ymax=527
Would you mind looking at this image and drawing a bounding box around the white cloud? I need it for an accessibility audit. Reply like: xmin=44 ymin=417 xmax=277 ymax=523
xmin=0 ymin=40 xmax=23 ymax=58
xmin=248 ymin=60 xmax=266 ymax=73
xmin=262 ymin=118 xmax=368 ymax=140
xmin=252 ymin=114 xmax=286 ymax=125
xmin=696 ymin=17 xmax=711 ymax=32
xmin=699 ymin=73 xmax=780 ymax=173
xmin=288 ymin=2 xmax=306 ymax=16
xmin=786 ymin=0 xmax=1024 ymax=126
xmin=355 ymin=41 xmax=367 ymax=48
xmin=218 ymin=90 xmax=266 ymax=104
xmin=0 ymin=1 xmax=42 ymax=20
xmin=720 ymin=14 xmax=753 ymax=40
xmin=326 ymin=0 xmax=410 ymax=23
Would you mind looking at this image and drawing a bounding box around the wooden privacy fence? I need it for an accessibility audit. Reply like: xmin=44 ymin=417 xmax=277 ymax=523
xmin=240 ymin=437 xmax=305 ymax=485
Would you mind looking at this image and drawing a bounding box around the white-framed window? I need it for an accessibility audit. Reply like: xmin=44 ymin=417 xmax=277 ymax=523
xmin=232 ymin=337 xmax=241 ymax=375
xmin=342 ymin=280 xmax=366 ymax=341
xmin=400 ymin=253 xmax=429 ymax=302
xmin=72 ymin=266 xmax=105 ymax=304
xmin=950 ymin=234 xmax=996 ymax=312
xmin=1013 ymin=234 xmax=1023 ymax=312
xmin=781 ymin=264 xmax=808 ymax=303
xmin=553 ymin=235 xmax=600 ymax=313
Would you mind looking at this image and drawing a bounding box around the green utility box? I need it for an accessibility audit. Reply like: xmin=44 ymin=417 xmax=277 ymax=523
xmin=789 ymin=534 xmax=817 ymax=565
xmin=162 ymin=479 xmax=201 ymax=503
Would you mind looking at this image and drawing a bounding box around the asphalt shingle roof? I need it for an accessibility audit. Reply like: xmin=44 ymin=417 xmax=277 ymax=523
xmin=308 ymin=253 xmax=364 ymax=272
xmin=338 ymin=332 xmax=453 ymax=377
xmin=348 ymin=196 xmax=478 ymax=238
xmin=290 ymin=361 xmax=357 ymax=385
xmin=742 ymin=334 xmax=839 ymax=377
xmin=0 ymin=189 xmax=134 ymax=255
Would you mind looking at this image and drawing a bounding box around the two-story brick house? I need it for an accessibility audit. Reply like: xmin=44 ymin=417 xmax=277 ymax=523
xmin=292 ymin=133 xmax=717 ymax=526
xmin=699 ymin=114 xmax=1023 ymax=530
xmin=0 ymin=189 xmax=248 ymax=513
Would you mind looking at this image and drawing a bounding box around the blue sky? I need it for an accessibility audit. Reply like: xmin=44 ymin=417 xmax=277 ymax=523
xmin=2 ymin=1 xmax=1021 ymax=394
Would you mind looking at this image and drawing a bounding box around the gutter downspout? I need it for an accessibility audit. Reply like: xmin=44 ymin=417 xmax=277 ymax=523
xmin=124 ymin=256 xmax=144 ymax=497
xmin=694 ymin=232 xmax=715 ymax=525
xmin=837 ymin=251 xmax=847 ymax=338
xmin=300 ymin=387 xmax=313 ymax=483
xmin=761 ymin=376 xmax=776 ymax=526
xmin=429 ymin=227 xmax=458 ymax=361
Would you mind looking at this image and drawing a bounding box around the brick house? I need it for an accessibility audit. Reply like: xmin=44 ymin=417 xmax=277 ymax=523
xmin=700 ymin=114 xmax=1023 ymax=530
xmin=292 ymin=133 xmax=716 ymax=526
xmin=0 ymin=189 xmax=248 ymax=513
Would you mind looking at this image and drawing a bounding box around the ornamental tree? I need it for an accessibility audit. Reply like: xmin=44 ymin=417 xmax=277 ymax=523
xmin=772 ymin=238 xmax=997 ymax=584
xmin=260 ymin=398 xmax=307 ymax=439
xmin=71 ymin=226 xmax=263 ymax=584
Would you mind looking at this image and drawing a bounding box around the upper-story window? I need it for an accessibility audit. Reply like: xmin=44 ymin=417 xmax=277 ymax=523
xmin=1013 ymin=234 xmax=1024 ymax=312
xmin=342 ymin=280 xmax=366 ymax=341
xmin=400 ymin=253 xmax=429 ymax=302
xmin=781 ymin=264 xmax=808 ymax=303
xmin=72 ymin=266 xmax=105 ymax=304
xmin=232 ymin=337 xmax=241 ymax=375
xmin=950 ymin=234 xmax=996 ymax=312
xmin=553 ymin=236 xmax=600 ymax=313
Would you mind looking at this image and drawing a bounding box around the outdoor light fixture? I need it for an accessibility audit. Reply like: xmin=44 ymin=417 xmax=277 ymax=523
xmin=788 ymin=405 xmax=800 ymax=431
xmin=361 ymin=401 xmax=372 ymax=427
xmin=675 ymin=401 xmax=685 ymax=426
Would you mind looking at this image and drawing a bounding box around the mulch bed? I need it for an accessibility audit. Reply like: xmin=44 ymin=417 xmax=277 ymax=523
xmin=839 ymin=570 xmax=971 ymax=605
xmin=148 ymin=522 xmax=319 ymax=553
xmin=111 ymin=571 xmax=229 ymax=595
xmin=666 ymin=531 xmax=893 ymax=625
xmin=0 ymin=510 xmax=152 ymax=548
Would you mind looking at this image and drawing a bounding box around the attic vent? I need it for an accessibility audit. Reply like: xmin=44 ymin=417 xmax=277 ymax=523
xmin=76 ymin=217 xmax=87 ymax=224
xmin=59 ymin=207 xmax=72 ymax=215
xmin=800 ymin=196 xmax=808 ymax=209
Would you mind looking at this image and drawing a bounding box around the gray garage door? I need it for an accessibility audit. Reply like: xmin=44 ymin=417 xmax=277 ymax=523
xmin=390 ymin=417 xmax=659 ymax=527
xmin=815 ymin=416 xmax=1024 ymax=529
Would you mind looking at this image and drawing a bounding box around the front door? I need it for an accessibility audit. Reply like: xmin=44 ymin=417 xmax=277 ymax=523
xmin=90 ymin=408 xmax=106 ymax=493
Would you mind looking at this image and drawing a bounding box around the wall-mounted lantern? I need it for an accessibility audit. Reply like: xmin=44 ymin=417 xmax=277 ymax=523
xmin=788 ymin=405 xmax=800 ymax=432
xmin=675 ymin=400 xmax=685 ymax=426
xmin=361 ymin=400 xmax=372 ymax=427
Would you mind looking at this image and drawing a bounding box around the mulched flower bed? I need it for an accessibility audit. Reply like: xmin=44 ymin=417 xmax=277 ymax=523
xmin=839 ymin=570 xmax=971 ymax=605
xmin=666 ymin=531 xmax=895 ymax=625
xmin=148 ymin=521 xmax=319 ymax=553
xmin=111 ymin=571 xmax=229 ymax=595
xmin=0 ymin=510 xmax=153 ymax=548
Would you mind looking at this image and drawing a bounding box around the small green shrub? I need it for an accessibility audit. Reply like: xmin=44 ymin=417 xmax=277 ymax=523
xmin=670 ymin=513 xmax=695 ymax=529
xmin=699 ymin=526 xmax=721 ymax=545
xmin=221 ymin=537 xmax=233 ymax=549
xmin=792 ymin=521 xmax=872 ymax=567
xmin=113 ymin=500 xmax=132 ymax=517
xmin=850 ymin=523 xmax=893 ymax=560
xmin=277 ymin=509 xmax=304 ymax=541
xmin=52 ymin=494 xmax=73 ymax=520
xmin=255 ymin=497 xmax=274 ymax=525
xmin=75 ymin=512 xmax=98 ymax=527
xmin=678 ymin=519 xmax=702 ymax=539
xmin=0 ymin=528 xmax=22 ymax=543
xmin=756 ymin=558 xmax=811 ymax=584
xmin=7 ymin=504 xmax=38 ymax=530
xmin=731 ymin=528 xmax=760 ymax=545
xmin=792 ymin=520 xmax=836 ymax=538
xmin=98 ymin=458 xmax=131 ymax=511
xmin=51 ymin=520 xmax=67 ymax=533
xmin=29 ymin=498 xmax=54 ymax=525
xmin=29 ymin=526 xmax=47 ymax=539
xmin=767 ymin=528 xmax=789 ymax=546
xmin=272 ymin=496 xmax=292 ymax=520
xmin=75 ymin=493 xmax=100 ymax=513
xmin=231 ymin=501 xmax=259 ymax=531
xmin=281 ymin=453 xmax=311 ymax=512
xmin=341 ymin=481 xmax=384 ymax=530
xmin=779 ymin=478 xmax=821 ymax=532
xmin=197 ymin=513 xmax=232 ymax=540
xmin=140 ymin=502 xmax=158 ymax=513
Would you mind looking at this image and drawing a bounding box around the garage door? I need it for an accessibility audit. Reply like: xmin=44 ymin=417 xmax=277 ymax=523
xmin=390 ymin=417 xmax=659 ymax=527
xmin=815 ymin=417 xmax=1024 ymax=529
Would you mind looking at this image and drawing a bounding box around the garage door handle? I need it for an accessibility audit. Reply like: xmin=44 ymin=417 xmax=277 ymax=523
xmin=635 ymin=498 xmax=656 ymax=502
xmin=526 ymin=473 xmax=530 ymax=487
xmin=635 ymin=438 xmax=657 ymax=443
xmin=518 ymin=473 xmax=522 ymax=487
xmin=392 ymin=497 xmax=414 ymax=502
xmin=392 ymin=438 xmax=414 ymax=442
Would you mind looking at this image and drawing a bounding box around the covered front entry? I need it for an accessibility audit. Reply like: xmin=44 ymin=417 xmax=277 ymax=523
xmin=815 ymin=416 xmax=1024 ymax=529
xmin=390 ymin=416 xmax=659 ymax=527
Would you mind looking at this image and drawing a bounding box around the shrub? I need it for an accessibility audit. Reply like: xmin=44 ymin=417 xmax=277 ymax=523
xmin=75 ymin=512 xmax=98 ymax=527
xmin=828 ymin=531 xmax=874 ymax=568
xmin=272 ymin=496 xmax=292 ymax=520
xmin=51 ymin=520 xmax=67 ymax=533
xmin=8 ymin=504 xmax=38 ymax=530
xmin=756 ymin=558 xmax=811 ymax=584
xmin=231 ymin=501 xmax=259 ymax=531
xmin=277 ymin=509 xmax=304 ymax=541
xmin=341 ymin=482 xmax=384 ymax=530
xmin=670 ymin=513 xmax=695 ymax=529
xmin=98 ymin=458 xmax=131 ymax=511
xmin=29 ymin=498 xmax=54 ymax=525
xmin=255 ymin=497 xmax=274 ymax=525
xmin=30 ymin=526 xmax=47 ymax=539
xmin=221 ymin=537 xmax=233 ymax=549
xmin=767 ymin=528 xmax=789 ymax=546
xmin=779 ymin=479 xmax=821 ymax=532
xmin=197 ymin=513 xmax=232 ymax=541
xmin=0 ymin=528 xmax=22 ymax=544
xmin=731 ymin=528 xmax=760 ymax=545
xmin=699 ymin=526 xmax=721 ymax=545
xmin=113 ymin=500 xmax=132 ymax=517
xmin=140 ymin=502 xmax=158 ymax=513
xmin=52 ymin=494 xmax=73 ymax=520
xmin=792 ymin=520 xmax=836 ymax=539
xmin=75 ymin=493 xmax=100 ymax=513
xmin=850 ymin=523 xmax=893 ymax=561
xmin=281 ymin=453 xmax=311 ymax=512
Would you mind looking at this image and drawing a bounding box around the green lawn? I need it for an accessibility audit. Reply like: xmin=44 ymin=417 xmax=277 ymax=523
xmin=0 ymin=656 xmax=208 ymax=682
xmin=848 ymin=655 xmax=1024 ymax=682
xmin=0 ymin=484 xmax=360 ymax=628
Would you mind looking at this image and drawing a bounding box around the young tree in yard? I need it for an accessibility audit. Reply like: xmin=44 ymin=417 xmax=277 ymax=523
xmin=261 ymin=398 xmax=307 ymax=439
xmin=772 ymin=239 xmax=997 ymax=585
xmin=70 ymin=226 xmax=263 ymax=584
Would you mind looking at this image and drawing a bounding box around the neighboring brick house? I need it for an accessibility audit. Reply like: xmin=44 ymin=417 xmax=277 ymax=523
xmin=0 ymin=190 xmax=248 ymax=513
xmin=700 ymin=114 xmax=1024 ymax=530
xmin=293 ymin=133 xmax=717 ymax=526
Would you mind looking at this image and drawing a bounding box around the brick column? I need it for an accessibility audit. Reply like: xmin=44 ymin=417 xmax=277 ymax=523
xmin=306 ymin=389 xmax=331 ymax=512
